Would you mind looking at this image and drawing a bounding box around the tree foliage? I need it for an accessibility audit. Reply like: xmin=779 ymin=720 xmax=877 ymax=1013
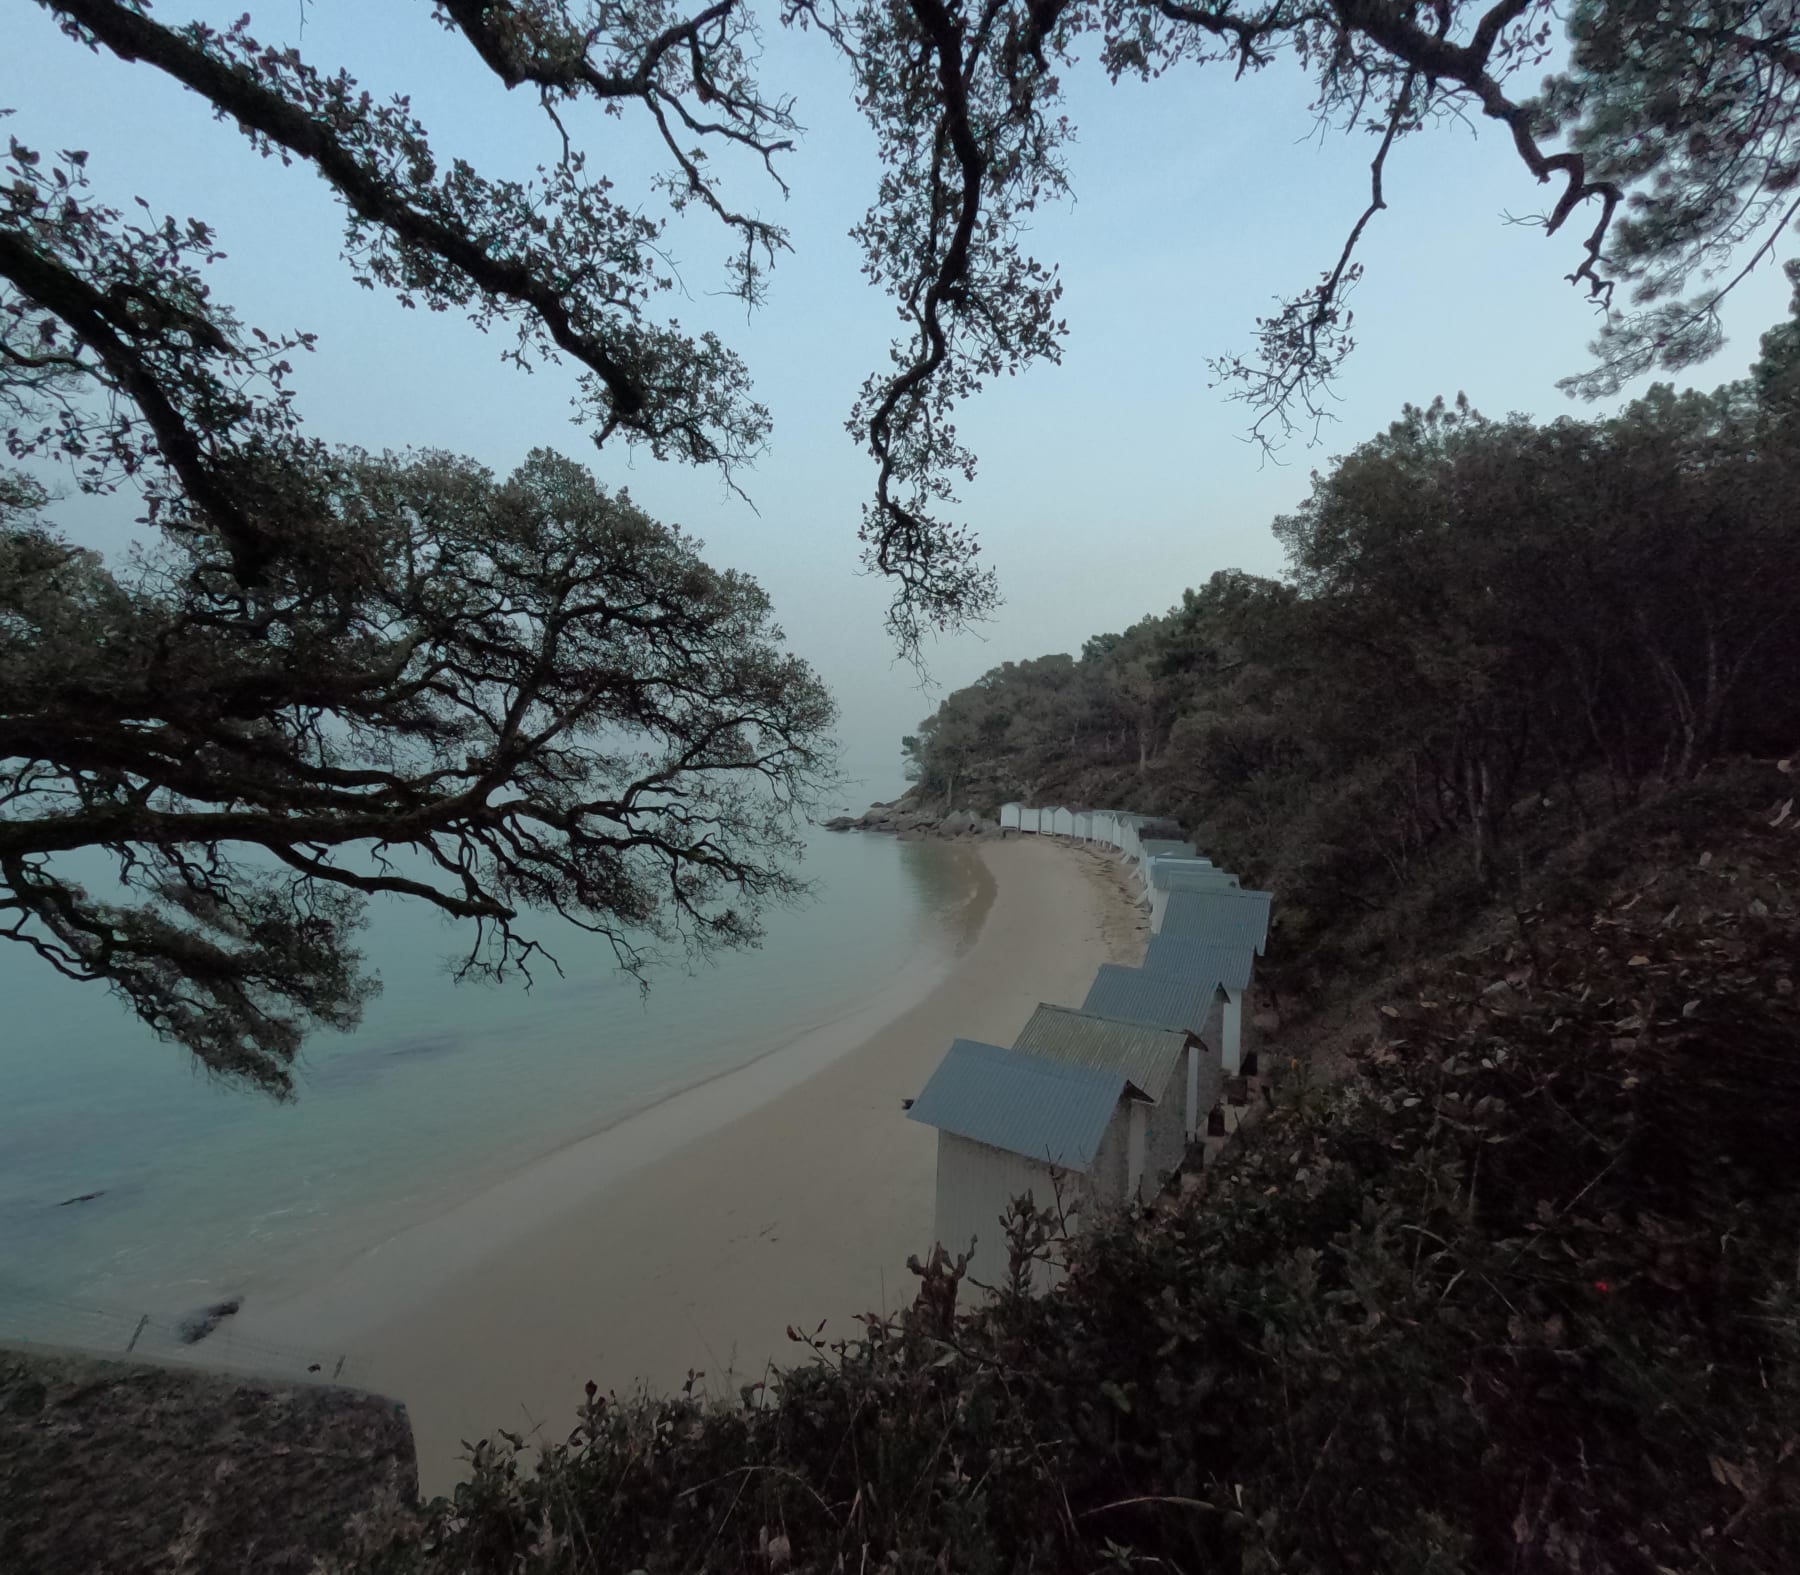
xmin=1 ymin=437 xmax=835 ymax=1093
xmin=7 ymin=0 xmax=1800 ymax=1082
xmin=903 ymin=276 xmax=1800 ymax=968
xmin=0 ymin=5 xmax=849 ymax=1091
xmin=817 ymin=0 xmax=1800 ymax=559
xmin=19 ymin=0 xmax=1796 ymax=644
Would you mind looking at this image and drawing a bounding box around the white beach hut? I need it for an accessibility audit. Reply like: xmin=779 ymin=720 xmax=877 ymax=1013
xmin=1141 ymin=935 xmax=1257 ymax=1074
xmin=908 ymin=1039 xmax=1150 ymax=1291
xmin=1114 ymin=815 xmax=1145 ymax=862
xmin=1156 ymin=886 xmax=1274 ymax=952
xmin=999 ymin=802 xmax=1023 ymax=832
xmin=1139 ymin=838 xmax=1200 ymax=863
xmin=1145 ymin=858 xmax=1241 ymax=921
xmin=1012 ymin=1004 xmax=1215 ymax=1195
xmin=1134 ymin=852 xmax=1217 ymax=898
xmin=1049 ymin=807 xmax=1077 ymax=838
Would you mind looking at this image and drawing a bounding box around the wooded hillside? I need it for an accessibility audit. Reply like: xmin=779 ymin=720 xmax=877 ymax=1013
xmin=902 ymin=266 xmax=1800 ymax=979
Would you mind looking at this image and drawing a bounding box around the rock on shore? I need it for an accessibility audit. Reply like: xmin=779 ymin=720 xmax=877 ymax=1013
xmin=822 ymin=793 xmax=998 ymax=839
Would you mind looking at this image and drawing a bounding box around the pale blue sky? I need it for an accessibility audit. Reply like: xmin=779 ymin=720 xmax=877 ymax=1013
xmin=9 ymin=3 xmax=1794 ymax=797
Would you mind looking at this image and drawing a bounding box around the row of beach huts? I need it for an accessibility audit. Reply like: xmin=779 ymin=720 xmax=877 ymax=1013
xmin=906 ymin=806 xmax=1273 ymax=1290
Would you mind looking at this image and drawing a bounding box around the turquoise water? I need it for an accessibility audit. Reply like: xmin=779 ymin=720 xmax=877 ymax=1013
xmin=0 ymin=828 xmax=973 ymax=1334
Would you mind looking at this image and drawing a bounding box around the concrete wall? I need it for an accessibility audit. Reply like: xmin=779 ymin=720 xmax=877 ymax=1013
xmin=0 ymin=1345 xmax=417 ymax=1575
xmin=1140 ymin=1086 xmax=1189 ymax=1197
xmin=1087 ymin=1108 xmax=1132 ymax=1209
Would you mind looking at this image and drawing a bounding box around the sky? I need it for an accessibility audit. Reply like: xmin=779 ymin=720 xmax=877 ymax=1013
xmin=7 ymin=2 xmax=1796 ymax=799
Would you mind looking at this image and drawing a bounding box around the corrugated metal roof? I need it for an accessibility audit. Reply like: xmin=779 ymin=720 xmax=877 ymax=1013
xmin=1160 ymin=889 xmax=1273 ymax=955
xmin=1141 ymin=933 xmax=1257 ymax=991
xmin=1082 ymin=965 xmax=1224 ymax=1036
xmin=907 ymin=1039 xmax=1134 ymax=1172
xmin=1013 ymin=1005 xmax=1189 ymax=1101
xmin=1147 ymin=859 xmax=1239 ymax=891
xmin=1139 ymin=838 xmax=1201 ymax=861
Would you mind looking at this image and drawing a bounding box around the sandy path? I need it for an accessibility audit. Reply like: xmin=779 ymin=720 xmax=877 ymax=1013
xmin=235 ymin=836 xmax=1142 ymax=1495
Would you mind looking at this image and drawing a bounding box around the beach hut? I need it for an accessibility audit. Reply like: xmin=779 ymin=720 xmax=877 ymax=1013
xmin=1142 ymin=935 xmax=1256 ymax=993
xmin=1136 ymin=853 xmax=1224 ymax=896
xmin=1139 ymin=838 xmax=1200 ymax=862
xmin=1080 ymin=963 xmax=1232 ymax=1109
xmin=1017 ymin=806 xmax=1041 ymax=834
xmin=1114 ymin=815 xmax=1146 ymax=862
xmin=1145 ymin=858 xmax=1242 ymax=923
xmin=1072 ymin=811 xmax=1094 ymax=843
xmin=1088 ymin=810 xmax=1121 ymax=850
xmin=1012 ymin=1004 xmax=1213 ymax=1196
xmin=999 ymin=802 xmax=1023 ymax=833
xmin=1046 ymin=806 xmax=1076 ymax=838
xmin=1158 ymin=887 xmax=1274 ymax=954
xmin=908 ymin=1039 xmax=1150 ymax=1291
xmin=1101 ymin=943 xmax=1260 ymax=1080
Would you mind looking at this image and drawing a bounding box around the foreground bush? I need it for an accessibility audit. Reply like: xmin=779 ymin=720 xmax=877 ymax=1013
xmin=349 ymin=769 xmax=1800 ymax=1574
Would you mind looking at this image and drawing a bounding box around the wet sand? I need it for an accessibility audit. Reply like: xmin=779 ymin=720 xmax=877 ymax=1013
xmin=234 ymin=835 xmax=1144 ymax=1495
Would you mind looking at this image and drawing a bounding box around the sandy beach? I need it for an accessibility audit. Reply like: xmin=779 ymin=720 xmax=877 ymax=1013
xmin=234 ymin=836 xmax=1143 ymax=1495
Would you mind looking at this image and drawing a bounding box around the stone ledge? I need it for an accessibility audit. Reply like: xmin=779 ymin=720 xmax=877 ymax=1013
xmin=0 ymin=1343 xmax=417 ymax=1575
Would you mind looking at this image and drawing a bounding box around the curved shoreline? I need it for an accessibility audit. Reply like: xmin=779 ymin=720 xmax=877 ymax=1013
xmin=226 ymin=844 xmax=995 ymax=1319
xmin=232 ymin=836 xmax=1139 ymax=1495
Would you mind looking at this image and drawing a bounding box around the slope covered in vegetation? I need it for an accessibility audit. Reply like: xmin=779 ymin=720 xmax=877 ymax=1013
xmin=901 ymin=269 xmax=1800 ymax=986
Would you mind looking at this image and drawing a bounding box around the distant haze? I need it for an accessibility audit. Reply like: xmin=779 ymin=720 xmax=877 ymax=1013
xmin=8 ymin=4 xmax=1794 ymax=795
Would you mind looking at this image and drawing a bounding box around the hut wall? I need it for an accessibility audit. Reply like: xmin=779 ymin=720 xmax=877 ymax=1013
xmin=932 ymin=1133 xmax=1070 ymax=1292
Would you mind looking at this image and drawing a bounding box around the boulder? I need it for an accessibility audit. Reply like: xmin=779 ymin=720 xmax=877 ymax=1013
xmin=939 ymin=809 xmax=977 ymax=836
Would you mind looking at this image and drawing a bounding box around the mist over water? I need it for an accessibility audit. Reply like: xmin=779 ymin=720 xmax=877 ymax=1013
xmin=0 ymin=828 xmax=974 ymax=1334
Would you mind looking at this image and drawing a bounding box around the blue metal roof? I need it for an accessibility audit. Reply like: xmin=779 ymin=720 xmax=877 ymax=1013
xmin=1146 ymin=858 xmax=1239 ymax=891
xmin=907 ymin=1039 xmax=1137 ymax=1172
xmin=1012 ymin=1005 xmax=1190 ymax=1100
xmin=1082 ymin=965 xmax=1224 ymax=1037
xmin=1159 ymin=889 xmax=1273 ymax=955
xmin=1141 ymin=933 xmax=1257 ymax=991
xmin=1139 ymin=838 xmax=1200 ymax=861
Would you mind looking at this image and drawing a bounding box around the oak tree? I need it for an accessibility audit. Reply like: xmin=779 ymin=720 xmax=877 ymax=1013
xmin=7 ymin=0 xmax=1799 ymax=1086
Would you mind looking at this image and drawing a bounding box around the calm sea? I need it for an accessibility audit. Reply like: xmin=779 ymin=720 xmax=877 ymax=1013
xmin=0 ymin=827 xmax=974 ymax=1339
